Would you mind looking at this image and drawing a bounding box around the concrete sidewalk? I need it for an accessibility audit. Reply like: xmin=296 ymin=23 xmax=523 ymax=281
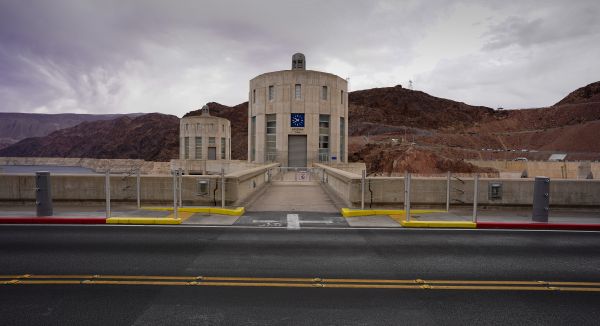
xmin=413 ymin=207 xmax=600 ymax=224
xmin=346 ymin=207 xmax=600 ymax=228
xmin=0 ymin=204 xmax=241 ymax=225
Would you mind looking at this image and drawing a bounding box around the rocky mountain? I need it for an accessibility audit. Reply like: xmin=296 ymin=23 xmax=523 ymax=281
xmin=349 ymin=85 xmax=494 ymax=134
xmin=0 ymin=113 xmax=179 ymax=161
xmin=554 ymin=81 xmax=600 ymax=106
xmin=0 ymin=112 xmax=141 ymax=150
xmin=2 ymin=81 xmax=599 ymax=174
xmin=349 ymin=81 xmax=600 ymax=174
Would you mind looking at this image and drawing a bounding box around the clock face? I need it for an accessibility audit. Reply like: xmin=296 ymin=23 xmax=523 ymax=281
xmin=291 ymin=113 xmax=305 ymax=127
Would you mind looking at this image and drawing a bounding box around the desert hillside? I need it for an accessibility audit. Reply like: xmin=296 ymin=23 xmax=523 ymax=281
xmin=2 ymin=81 xmax=599 ymax=174
xmin=0 ymin=112 xmax=141 ymax=150
xmin=0 ymin=113 xmax=179 ymax=161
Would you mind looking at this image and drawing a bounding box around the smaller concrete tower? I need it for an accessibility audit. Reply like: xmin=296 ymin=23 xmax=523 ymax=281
xmin=180 ymin=104 xmax=231 ymax=161
xmin=292 ymin=53 xmax=306 ymax=70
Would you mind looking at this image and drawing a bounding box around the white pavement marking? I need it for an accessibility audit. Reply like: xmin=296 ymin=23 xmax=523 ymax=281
xmin=301 ymin=220 xmax=334 ymax=224
xmin=251 ymin=220 xmax=280 ymax=223
xmin=287 ymin=214 xmax=300 ymax=230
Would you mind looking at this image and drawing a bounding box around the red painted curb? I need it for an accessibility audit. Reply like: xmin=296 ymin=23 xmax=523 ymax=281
xmin=477 ymin=222 xmax=600 ymax=231
xmin=0 ymin=217 xmax=107 ymax=224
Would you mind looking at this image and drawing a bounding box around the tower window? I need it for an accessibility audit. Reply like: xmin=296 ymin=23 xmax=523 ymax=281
xmin=319 ymin=115 xmax=330 ymax=162
xmin=268 ymin=85 xmax=274 ymax=101
xmin=184 ymin=137 xmax=190 ymax=159
xmin=221 ymin=137 xmax=226 ymax=159
xmin=341 ymin=90 xmax=344 ymax=104
xmin=321 ymin=86 xmax=328 ymax=100
xmin=250 ymin=116 xmax=256 ymax=161
xmin=265 ymin=114 xmax=276 ymax=161
xmin=253 ymin=89 xmax=256 ymax=103
xmin=340 ymin=118 xmax=345 ymax=163
xmin=195 ymin=137 xmax=202 ymax=159
xmin=295 ymin=84 xmax=301 ymax=99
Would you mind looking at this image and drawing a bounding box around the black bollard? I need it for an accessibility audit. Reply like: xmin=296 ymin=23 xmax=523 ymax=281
xmin=532 ymin=176 xmax=549 ymax=222
xmin=36 ymin=171 xmax=53 ymax=217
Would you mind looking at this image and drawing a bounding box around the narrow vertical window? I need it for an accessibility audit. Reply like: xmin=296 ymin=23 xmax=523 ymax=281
xmin=295 ymin=84 xmax=301 ymax=99
xmin=341 ymin=90 xmax=344 ymax=104
xmin=221 ymin=137 xmax=226 ymax=159
xmin=195 ymin=137 xmax=202 ymax=159
xmin=340 ymin=118 xmax=345 ymax=163
xmin=253 ymin=89 xmax=256 ymax=103
xmin=268 ymin=85 xmax=274 ymax=101
xmin=319 ymin=115 xmax=330 ymax=162
xmin=184 ymin=137 xmax=190 ymax=159
xmin=265 ymin=114 xmax=276 ymax=161
xmin=321 ymin=86 xmax=328 ymax=100
xmin=251 ymin=116 xmax=256 ymax=161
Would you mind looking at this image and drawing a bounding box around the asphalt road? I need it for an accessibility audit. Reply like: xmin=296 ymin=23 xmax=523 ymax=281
xmin=1 ymin=225 xmax=600 ymax=325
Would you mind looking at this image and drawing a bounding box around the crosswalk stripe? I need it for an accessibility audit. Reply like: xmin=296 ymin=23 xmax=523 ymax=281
xmin=287 ymin=214 xmax=300 ymax=230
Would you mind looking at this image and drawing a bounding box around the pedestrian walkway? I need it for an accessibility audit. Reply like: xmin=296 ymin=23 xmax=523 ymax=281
xmin=246 ymin=183 xmax=339 ymax=213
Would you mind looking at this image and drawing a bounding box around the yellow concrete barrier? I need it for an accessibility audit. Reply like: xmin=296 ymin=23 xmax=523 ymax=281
xmin=141 ymin=207 xmax=245 ymax=216
xmin=341 ymin=208 xmax=444 ymax=218
xmin=389 ymin=216 xmax=476 ymax=228
xmin=106 ymin=217 xmax=181 ymax=225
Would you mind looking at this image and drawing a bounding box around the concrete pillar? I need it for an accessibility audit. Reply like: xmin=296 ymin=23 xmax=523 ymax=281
xmin=35 ymin=171 xmax=53 ymax=217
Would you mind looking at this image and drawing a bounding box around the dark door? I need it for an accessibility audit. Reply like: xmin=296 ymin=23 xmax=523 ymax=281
xmin=288 ymin=135 xmax=307 ymax=167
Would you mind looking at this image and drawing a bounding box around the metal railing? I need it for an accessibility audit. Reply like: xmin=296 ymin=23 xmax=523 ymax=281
xmin=271 ymin=167 xmax=324 ymax=182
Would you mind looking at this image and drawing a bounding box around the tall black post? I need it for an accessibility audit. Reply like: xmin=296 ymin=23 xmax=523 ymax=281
xmin=532 ymin=176 xmax=549 ymax=222
xmin=36 ymin=171 xmax=53 ymax=217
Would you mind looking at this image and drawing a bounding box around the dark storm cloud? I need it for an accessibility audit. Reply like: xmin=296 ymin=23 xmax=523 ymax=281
xmin=483 ymin=4 xmax=600 ymax=50
xmin=0 ymin=0 xmax=598 ymax=115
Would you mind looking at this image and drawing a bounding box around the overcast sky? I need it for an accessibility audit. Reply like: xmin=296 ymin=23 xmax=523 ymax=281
xmin=1 ymin=0 xmax=599 ymax=117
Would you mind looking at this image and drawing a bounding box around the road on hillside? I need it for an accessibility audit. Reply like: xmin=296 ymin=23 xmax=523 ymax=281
xmin=1 ymin=225 xmax=600 ymax=325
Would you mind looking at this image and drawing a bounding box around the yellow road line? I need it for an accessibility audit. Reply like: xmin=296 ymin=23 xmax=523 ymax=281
xmin=202 ymin=276 xmax=320 ymax=282
xmin=2 ymin=274 xmax=600 ymax=292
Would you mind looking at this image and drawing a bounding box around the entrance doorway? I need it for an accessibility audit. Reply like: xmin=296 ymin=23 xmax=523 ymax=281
xmin=288 ymin=135 xmax=307 ymax=167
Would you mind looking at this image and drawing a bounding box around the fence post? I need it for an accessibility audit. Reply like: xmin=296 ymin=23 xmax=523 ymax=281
xmin=136 ymin=169 xmax=141 ymax=209
xmin=221 ymin=168 xmax=225 ymax=208
xmin=178 ymin=168 xmax=183 ymax=208
xmin=405 ymin=172 xmax=411 ymax=222
xmin=446 ymin=171 xmax=451 ymax=212
xmin=361 ymin=170 xmax=366 ymax=210
xmin=172 ymin=170 xmax=178 ymax=219
xmin=105 ymin=169 xmax=111 ymax=218
xmin=472 ymin=174 xmax=479 ymax=223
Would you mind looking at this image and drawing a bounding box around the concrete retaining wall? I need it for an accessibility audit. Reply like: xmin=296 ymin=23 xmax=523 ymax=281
xmin=469 ymin=160 xmax=600 ymax=179
xmin=0 ymin=163 xmax=281 ymax=206
xmin=318 ymin=164 xmax=600 ymax=208
xmin=0 ymin=157 xmax=171 ymax=175
xmin=171 ymin=159 xmax=265 ymax=175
